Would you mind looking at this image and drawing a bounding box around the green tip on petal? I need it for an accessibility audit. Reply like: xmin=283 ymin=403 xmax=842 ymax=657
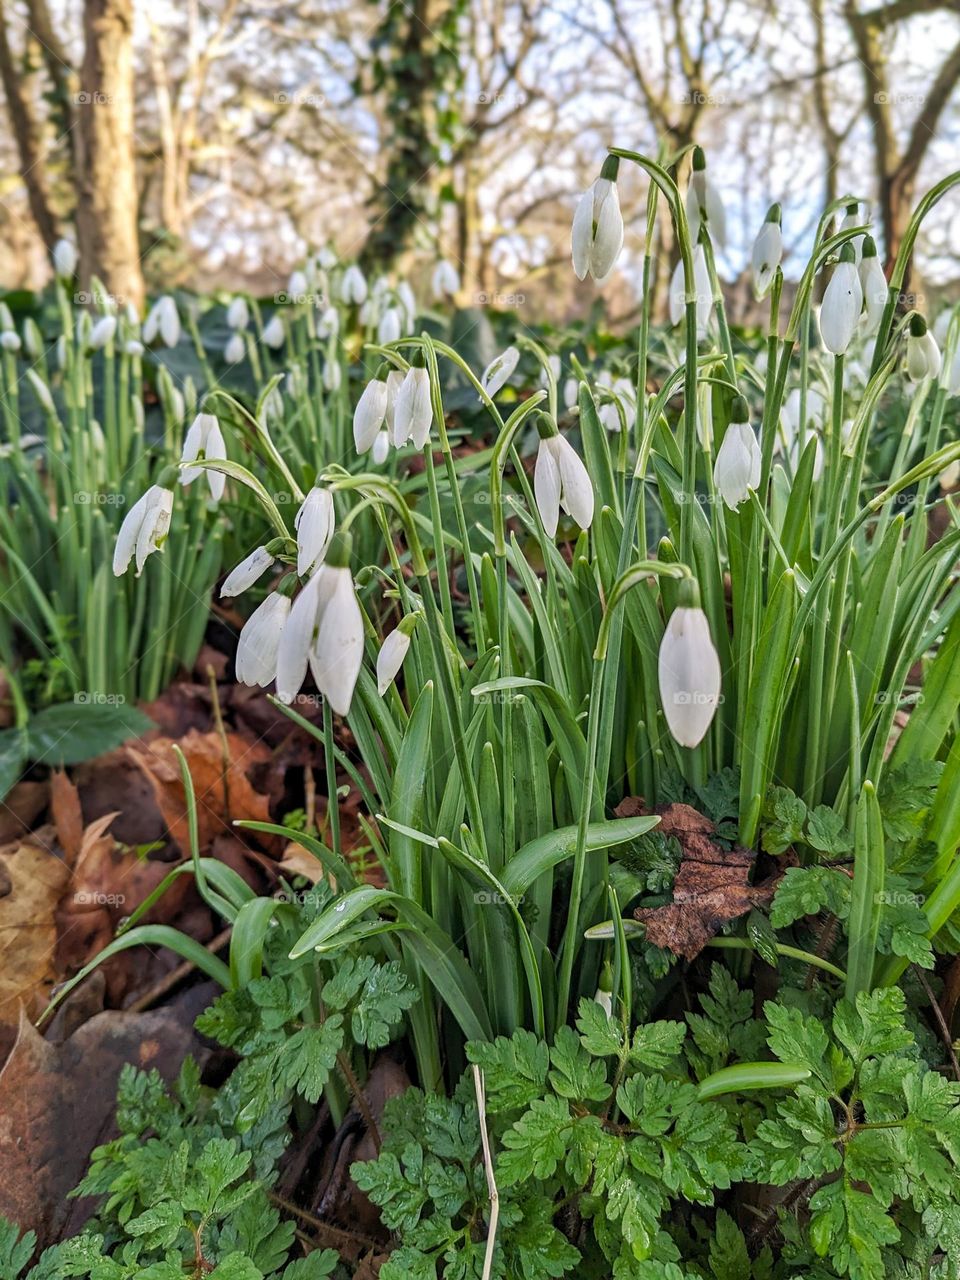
xmin=909 ymin=313 xmax=928 ymax=338
xmin=325 ymin=529 xmax=354 ymax=569
xmin=600 ymin=154 xmax=620 ymax=183
xmin=535 ymin=411 xmax=559 ymax=440
xmin=692 ymin=145 xmax=706 ymax=171
xmin=838 ymin=243 xmax=857 ymax=264
xmin=676 ymin=576 xmax=701 ymax=608
xmin=765 ymin=203 xmax=782 ymax=225
xmin=730 ymin=394 xmax=750 ymax=424
xmin=861 ymin=234 xmax=878 ymax=259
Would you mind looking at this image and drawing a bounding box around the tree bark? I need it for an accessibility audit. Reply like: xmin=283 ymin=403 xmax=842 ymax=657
xmin=75 ymin=0 xmax=143 ymax=308
xmin=0 ymin=1 xmax=60 ymax=250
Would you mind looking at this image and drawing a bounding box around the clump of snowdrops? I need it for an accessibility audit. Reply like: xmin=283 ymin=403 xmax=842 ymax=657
xmin=102 ymin=144 xmax=960 ymax=1094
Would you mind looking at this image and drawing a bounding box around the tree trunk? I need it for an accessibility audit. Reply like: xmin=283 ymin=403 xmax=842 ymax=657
xmin=75 ymin=0 xmax=143 ymax=309
xmin=0 ymin=2 xmax=59 ymax=251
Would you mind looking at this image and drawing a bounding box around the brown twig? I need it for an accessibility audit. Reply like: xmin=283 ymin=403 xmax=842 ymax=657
xmin=127 ymin=926 xmax=233 ymax=1012
xmin=337 ymin=1050 xmax=382 ymax=1153
xmin=267 ymin=1191 xmax=382 ymax=1252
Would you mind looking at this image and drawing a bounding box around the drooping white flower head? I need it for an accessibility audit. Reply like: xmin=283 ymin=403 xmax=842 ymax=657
xmin=481 ymin=346 xmax=520 ymax=399
xmin=377 ymin=307 xmax=402 ymax=345
xmin=563 ymin=377 xmax=580 ymax=410
xmin=323 ymin=358 xmax=342 ymax=392
xmin=751 ymin=204 xmax=782 ymax=298
xmin=778 ymin=387 xmax=826 ymax=455
xmin=533 ymin=416 xmax=595 ymax=538
xmin=221 ymin=546 xmax=276 ymax=598
xmin=713 ymin=398 xmax=761 ymax=511
xmin=669 ymin=245 xmax=712 ymax=339
xmin=180 ymin=412 xmax=227 ymax=500
xmin=658 ymin=590 xmax=722 ymax=749
xmin=0 ymin=331 xmax=21 ymax=353
xmin=354 ymin=378 xmax=389 ymax=453
xmin=236 ymin=591 xmax=291 ymax=688
xmin=340 ymin=265 xmax=368 ymax=306
xmin=377 ymin=614 xmax=418 ymax=695
xmin=819 ymin=245 xmax=862 ymax=355
xmin=596 ymin=375 xmax=636 ymax=432
xmin=432 ymin=259 xmax=461 ymax=300
xmin=125 ymin=339 xmax=144 ymax=358
xmin=317 ymin=306 xmax=339 ymax=340
xmin=396 ymin=281 xmax=417 ymax=332
xmin=89 ymin=316 xmax=117 ymax=350
xmin=905 ymin=315 xmax=941 ymax=383
xmin=858 ymin=236 xmax=887 ymax=336
xmin=838 ymin=201 xmax=866 ymax=262
xmin=276 ymin=535 xmax=363 ymax=715
xmin=295 ymin=485 xmax=336 ymax=577
xmin=287 ymin=269 xmax=308 ymax=301
xmin=393 ymin=366 xmax=432 ymax=448
xmin=685 ymin=147 xmax=726 ymax=248
xmin=53 ymin=238 xmax=77 ymax=278
xmin=224 ymin=332 xmax=245 ymax=365
xmin=113 ymin=484 xmax=175 ymax=577
xmin=372 ymin=429 xmax=390 ymax=464
xmin=226 ymin=296 xmax=249 ymax=330
xmin=571 ymin=158 xmax=624 ymax=283
xmin=262 ymin=315 xmax=285 ymax=349
xmin=143 ymin=295 xmax=180 ymax=348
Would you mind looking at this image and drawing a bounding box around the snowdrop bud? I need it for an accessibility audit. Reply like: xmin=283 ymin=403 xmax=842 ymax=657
xmin=858 ymin=236 xmax=887 ymax=336
xmin=317 ymin=306 xmax=339 ymax=340
xmin=751 ymin=204 xmax=782 ymax=298
xmin=56 ymin=335 xmax=67 ymax=369
xmin=262 ymin=315 xmax=285 ymax=348
xmin=713 ymin=397 xmax=761 ymax=511
xmin=0 ymin=303 xmax=12 ymax=330
xmin=533 ymin=414 xmax=594 ymax=537
xmin=658 ymin=582 xmax=722 ymax=749
xmin=571 ymin=155 xmax=624 ymax=283
xmin=26 ymin=369 xmax=55 ymax=415
xmin=685 ymin=146 xmax=726 ymax=248
xmin=819 ymin=245 xmax=862 ymax=355
xmin=393 ymin=366 xmax=432 ymax=448
xmin=377 ymin=307 xmax=402 ymax=345
xmin=143 ymin=295 xmax=180 ymax=347
xmin=317 ymin=245 xmax=338 ymax=270
xmin=22 ymin=318 xmax=41 ymax=359
xmin=226 ymin=297 xmax=249 ymax=330
xmin=287 ymin=270 xmax=308 ymax=300
xmin=396 ymin=281 xmax=417 ymax=331
xmin=432 ymin=259 xmax=460 ymax=299
xmin=221 ymin=546 xmax=276 ymax=598
xmin=224 ymin=332 xmax=245 ymax=365
xmin=125 ymin=339 xmax=144 ymax=358
xmin=593 ymin=962 xmax=614 ymax=1018
xmin=377 ymin=613 xmax=418 ymax=695
xmin=89 ymin=316 xmax=117 ymax=350
xmin=295 ymin=485 xmax=336 ymax=577
xmin=669 ymin=246 xmax=712 ymax=338
xmin=53 ymin=238 xmax=77 ymax=278
xmin=323 ymin=358 xmax=342 ymax=392
xmin=905 ymin=314 xmax=941 ymax=383
xmin=0 ymin=331 xmax=21 ymax=353
xmin=180 ymin=412 xmax=227 ymax=500
xmin=481 ymin=346 xmax=520 ymax=398
xmin=113 ymin=484 xmax=175 ymax=576
xmin=354 ymin=378 xmax=389 ymax=452
xmin=372 ymin=429 xmax=390 ymax=464
xmin=563 ymin=377 xmax=580 ymax=410
xmin=236 ymin=592 xmax=291 ymax=688
xmin=340 ymin=265 xmax=367 ymax=306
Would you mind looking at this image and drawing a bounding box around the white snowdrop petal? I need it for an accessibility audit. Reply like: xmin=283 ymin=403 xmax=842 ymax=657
xmin=376 ymin=628 xmax=412 ymax=696
xmin=236 ymin=593 xmax=290 ymax=687
xmin=221 ymin=546 xmax=276 ymax=597
xmin=658 ymin=607 xmax=722 ymax=748
xmin=534 ymin=438 xmax=562 ymax=537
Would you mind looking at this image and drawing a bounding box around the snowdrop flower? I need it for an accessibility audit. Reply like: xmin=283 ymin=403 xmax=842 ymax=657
xmin=180 ymin=412 xmax=227 ymax=500
xmin=221 ymin=546 xmax=276 ymax=598
xmin=53 ymin=238 xmax=77 ymax=278
xmin=236 ymin=592 xmax=291 ymax=687
xmin=377 ymin=614 xmax=418 ymax=695
xmin=685 ymin=147 xmax=726 ymax=248
xmin=819 ymin=245 xmax=862 ymax=355
xmin=839 ymin=201 xmax=866 ymax=262
xmin=323 ymin=358 xmax=342 ymax=392
xmin=0 ymin=331 xmax=21 ymax=353
xmin=317 ymin=306 xmax=339 ymax=340
xmin=534 ymin=415 xmax=594 ymax=537
xmin=571 ymin=157 xmax=624 ymax=283
xmin=262 ymin=315 xmax=285 ymax=349
xmin=224 ymin=332 xmax=245 ymax=364
xmin=540 ymin=354 xmax=561 ymax=390
xmin=384 ymin=368 xmax=405 ymax=437
xmin=276 ymin=534 xmax=363 ymax=715
xmin=89 ymin=316 xmax=117 ymax=350
xmin=593 ymin=963 xmax=614 ymax=1018
xmin=22 ymin=318 xmax=41 ymax=359
xmin=858 ymin=236 xmax=887 ymax=336
xmin=354 ymin=378 xmax=389 ymax=452
xmin=905 ymin=315 xmax=941 ymax=383
xmin=226 ymin=297 xmax=249 ymax=329
xmin=143 ymin=295 xmax=180 ymax=347
xmin=393 ymin=366 xmax=432 ymax=448
xmin=713 ymin=397 xmax=761 ymax=511
xmin=340 ymin=265 xmax=367 ymax=306
xmin=372 ymin=430 xmax=390 ymax=464
xmin=658 ymin=588 xmax=722 ymax=749
xmin=396 ymin=281 xmax=417 ymax=331
xmin=432 ymin=259 xmax=460 ymax=299
xmin=113 ymin=484 xmax=175 ymax=577
xmin=597 ymin=376 xmax=635 ymax=432
xmin=563 ymin=377 xmax=580 ymax=410
xmin=317 ymin=245 xmax=338 ymax=271
xmin=287 ymin=270 xmax=308 ymax=301
xmin=939 ymin=459 xmax=960 ymax=489
xmin=481 ymin=346 xmax=519 ymax=398
xmin=377 ymin=307 xmax=402 ymax=345
xmin=751 ymin=204 xmax=782 ymax=298
xmin=778 ymin=387 xmax=825 ymax=453
xmin=295 ymin=485 xmax=335 ymax=576
xmin=125 ymin=339 xmax=144 ymax=358
xmin=669 ymin=245 xmax=712 ymax=339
